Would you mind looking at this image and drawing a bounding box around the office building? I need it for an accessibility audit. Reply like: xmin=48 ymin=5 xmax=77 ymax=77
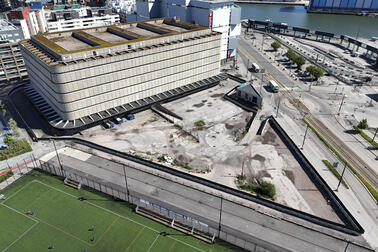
xmin=308 ymin=0 xmax=378 ymax=13
xmin=20 ymin=18 xmax=223 ymax=129
xmin=134 ymin=0 xmax=240 ymax=63
xmin=45 ymin=7 xmax=120 ymax=32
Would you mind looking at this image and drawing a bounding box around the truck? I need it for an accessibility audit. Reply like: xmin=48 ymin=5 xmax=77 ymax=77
xmin=268 ymin=80 xmax=279 ymax=93
xmin=251 ymin=63 xmax=261 ymax=73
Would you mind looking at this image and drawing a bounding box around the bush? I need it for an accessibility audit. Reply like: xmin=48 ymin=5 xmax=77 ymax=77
xmin=353 ymin=126 xmax=378 ymax=148
xmin=194 ymin=120 xmax=206 ymax=130
xmin=0 ymin=139 xmax=32 ymax=161
xmin=0 ymin=171 xmax=14 ymax=183
xmin=3 ymin=135 xmax=14 ymax=145
xmin=176 ymin=162 xmax=192 ymax=170
xmin=240 ymin=183 xmax=256 ymax=191
xmin=255 ymin=181 xmax=276 ymax=199
xmin=357 ymin=118 xmax=368 ymax=130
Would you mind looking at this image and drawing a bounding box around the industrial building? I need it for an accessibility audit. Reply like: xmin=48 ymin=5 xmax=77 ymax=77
xmin=133 ymin=0 xmax=241 ymax=64
xmin=308 ymin=0 xmax=378 ymax=14
xmin=20 ymin=18 xmax=224 ymax=129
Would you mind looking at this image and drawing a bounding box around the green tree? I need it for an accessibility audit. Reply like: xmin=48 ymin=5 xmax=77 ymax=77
xmin=271 ymin=41 xmax=281 ymax=51
xmin=3 ymin=135 xmax=13 ymax=145
xmin=357 ymin=118 xmax=368 ymax=129
xmin=286 ymin=49 xmax=296 ymax=64
xmin=294 ymin=55 xmax=306 ymax=69
xmin=306 ymin=65 xmax=324 ymax=80
xmin=8 ymin=118 xmax=19 ymax=138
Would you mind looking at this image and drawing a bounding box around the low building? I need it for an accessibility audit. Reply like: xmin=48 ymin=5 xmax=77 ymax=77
xmin=308 ymin=0 xmax=378 ymax=14
xmin=20 ymin=18 xmax=223 ymax=129
xmin=134 ymin=0 xmax=241 ymax=64
xmin=236 ymin=83 xmax=262 ymax=107
xmin=45 ymin=7 xmax=120 ymax=32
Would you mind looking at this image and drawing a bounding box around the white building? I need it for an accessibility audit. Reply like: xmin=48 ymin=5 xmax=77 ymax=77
xmin=134 ymin=0 xmax=240 ymax=63
xmin=45 ymin=7 xmax=120 ymax=32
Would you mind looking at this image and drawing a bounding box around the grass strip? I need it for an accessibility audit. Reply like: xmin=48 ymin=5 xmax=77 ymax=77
xmin=322 ymin=160 xmax=348 ymax=189
xmin=353 ymin=126 xmax=378 ymax=149
xmin=304 ymin=119 xmax=378 ymax=202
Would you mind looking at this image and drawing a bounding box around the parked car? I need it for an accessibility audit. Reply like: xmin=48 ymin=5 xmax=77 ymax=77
xmin=103 ymin=121 xmax=115 ymax=129
xmin=114 ymin=117 xmax=124 ymax=124
xmin=125 ymin=114 xmax=135 ymax=120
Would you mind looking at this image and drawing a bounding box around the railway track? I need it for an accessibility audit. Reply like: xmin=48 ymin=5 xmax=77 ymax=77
xmin=239 ymin=39 xmax=378 ymax=198
xmin=306 ymin=117 xmax=378 ymax=192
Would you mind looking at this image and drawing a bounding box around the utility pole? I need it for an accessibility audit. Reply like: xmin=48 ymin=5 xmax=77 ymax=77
xmin=276 ymin=96 xmax=281 ymax=118
xmin=218 ymin=196 xmax=223 ymax=237
xmin=301 ymin=124 xmax=309 ymax=149
xmin=123 ymin=165 xmax=130 ymax=203
xmin=336 ymin=162 xmax=347 ymax=191
xmin=52 ymin=139 xmax=63 ymax=175
xmin=372 ymin=128 xmax=377 ymax=142
xmin=338 ymin=94 xmax=346 ymax=115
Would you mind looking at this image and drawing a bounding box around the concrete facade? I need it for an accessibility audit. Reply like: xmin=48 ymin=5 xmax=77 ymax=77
xmin=20 ymin=18 xmax=222 ymax=121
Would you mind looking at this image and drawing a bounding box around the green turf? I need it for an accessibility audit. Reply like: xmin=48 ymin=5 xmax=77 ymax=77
xmin=0 ymin=170 xmax=243 ymax=252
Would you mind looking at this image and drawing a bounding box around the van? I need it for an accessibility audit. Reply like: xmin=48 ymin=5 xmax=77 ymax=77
xmin=251 ymin=63 xmax=260 ymax=73
xmin=268 ymin=80 xmax=279 ymax=93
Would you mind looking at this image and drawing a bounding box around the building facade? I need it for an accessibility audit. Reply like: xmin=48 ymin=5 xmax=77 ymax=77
xmin=308 ymin=0 xmax=378 ymax=13
xmin=134 ymin=0 xmax=240 ymax=63
xmin=20 ymin=18 xmax=222 ymax=126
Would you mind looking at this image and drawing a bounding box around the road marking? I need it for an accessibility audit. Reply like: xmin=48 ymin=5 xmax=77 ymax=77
xmin=146 ymin=234 xmax=159 ymax=252
xmin=25 ymin=188 xmax=52 ymax=211
xmin=1 ymin=180 xmax=36 ymax=204
xmin=238 ymin=45 xmax=262 ymax=68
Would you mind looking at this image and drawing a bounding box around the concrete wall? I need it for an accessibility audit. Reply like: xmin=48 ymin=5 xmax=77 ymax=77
xmin=21 ymin=32 xmax=221 ymax=120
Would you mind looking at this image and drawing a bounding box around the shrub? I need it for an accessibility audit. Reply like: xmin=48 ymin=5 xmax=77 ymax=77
xmin=0 ymin=171 xmax=14 ymax=183
xmin=0 ymin=139 xmax=32 ymax=161
xmin=255 ymin=181 xmax=276 ymax=199
xmin=357 ymin=118 xmax=368 ymax=130
xmin=240 ymin=183 xmax=256 ymax=191
xmin=194 ymin=120 xmax=206 ymax=130
xmin=3 ymin=135 xmax=14 ymax=145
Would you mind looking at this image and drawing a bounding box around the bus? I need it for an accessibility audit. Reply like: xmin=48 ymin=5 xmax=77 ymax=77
xmin=251 ymin=63 xmax=260 ymax=73
xmin=268 ymin=80 xmax=279 ymax=93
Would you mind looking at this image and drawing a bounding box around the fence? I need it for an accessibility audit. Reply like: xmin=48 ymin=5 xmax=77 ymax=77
xmin=37 ymin=153 xmax=373 ymax=252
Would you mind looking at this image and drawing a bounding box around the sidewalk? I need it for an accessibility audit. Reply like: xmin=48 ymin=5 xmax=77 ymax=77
xmin=0 ymin=164 xmax=33 ymax=191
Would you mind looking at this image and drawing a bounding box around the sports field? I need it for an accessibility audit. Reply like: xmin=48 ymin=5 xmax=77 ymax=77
xmin=0 ymin=170 xmax=242 ymax=252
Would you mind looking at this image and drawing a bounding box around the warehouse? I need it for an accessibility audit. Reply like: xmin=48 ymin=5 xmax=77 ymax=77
xmin=19 ymin=18 xmax=224 ymax=129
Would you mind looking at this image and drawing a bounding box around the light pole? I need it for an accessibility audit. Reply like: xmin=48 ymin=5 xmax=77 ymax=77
xmin=52 ymin=139 xmax=63 ymax=175
xmin=372 ymin=128 xmax=377 ymax=142
xmin=336 ymin=162 xmax=347 ymax=191
xmin=337 ymin=94 xmax=347 ymax=115
xmin=276 ymin=96 xmax=281 ymax=118
xmin=301 ymin=124 xmax=309 ymax=149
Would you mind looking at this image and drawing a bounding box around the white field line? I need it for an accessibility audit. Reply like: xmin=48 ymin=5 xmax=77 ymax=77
xmin=146 ymin=234 xmax=160 ymax=252
xmin=33 ymin=180 xmax=206 ymax=252
xmin=0 ymin=204 xmax=39 ymax=252
xmin=1 ymin=180 xmax=36 ymax=204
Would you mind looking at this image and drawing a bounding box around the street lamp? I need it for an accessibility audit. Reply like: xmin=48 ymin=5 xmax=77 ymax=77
xmin=337 ymin=94 xmax=347 ymax=116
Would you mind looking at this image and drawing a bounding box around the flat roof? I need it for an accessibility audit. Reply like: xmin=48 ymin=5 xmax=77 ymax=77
xmin=29 ymin=18 xmax=207 ymax=55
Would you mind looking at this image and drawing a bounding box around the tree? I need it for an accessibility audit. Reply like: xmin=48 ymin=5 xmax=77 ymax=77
xmin=8 ymin=118 xmax=19 ymax=138
xmin=3 ymin=135 xmax=14 ymax=145
xmin=271 ymin=41 xmax=281 ymax=51
xmin=294 ymin=55 xmax=306 ymax=69
xmin=357 ymin=118 xmax=368 ymax=129
xmin=306 ymin=65 xmax=324 ymax=80
xmin=286 ymin=49 xmax=296 ymax=64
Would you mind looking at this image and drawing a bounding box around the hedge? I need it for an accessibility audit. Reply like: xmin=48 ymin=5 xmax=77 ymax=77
xmin=353 ymin=126 xmax=378 ymax=149
xmin=0 ymin=171 xmax=14 ymax=183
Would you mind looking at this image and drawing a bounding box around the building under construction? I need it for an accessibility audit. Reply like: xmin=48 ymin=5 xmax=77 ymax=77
xmin=20 ymin=18 xmax=225 ymax=130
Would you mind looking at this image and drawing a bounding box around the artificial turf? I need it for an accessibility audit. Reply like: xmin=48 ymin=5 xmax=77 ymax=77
xmin=0 ymin=170 xmax=242 ymax=252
